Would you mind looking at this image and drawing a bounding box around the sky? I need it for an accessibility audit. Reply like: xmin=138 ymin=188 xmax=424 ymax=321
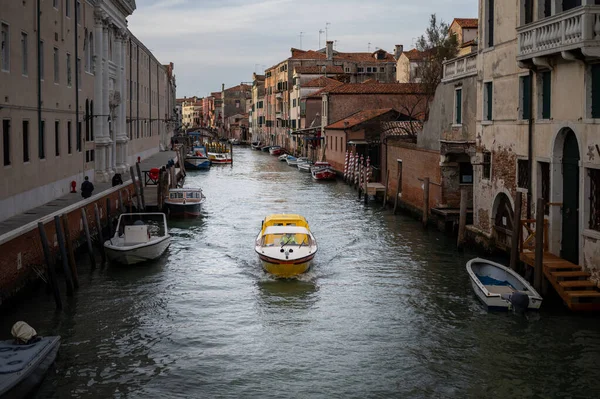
xmin=128 ymin=0 xmax=477 ymax=98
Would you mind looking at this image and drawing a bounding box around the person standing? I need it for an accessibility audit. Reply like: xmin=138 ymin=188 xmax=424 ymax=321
xmin=81 ymin=176 xmax=94 ymax=199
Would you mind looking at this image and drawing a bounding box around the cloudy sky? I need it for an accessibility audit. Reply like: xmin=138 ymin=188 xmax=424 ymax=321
xmin=128 ymin=0 xmax=477 ymax=98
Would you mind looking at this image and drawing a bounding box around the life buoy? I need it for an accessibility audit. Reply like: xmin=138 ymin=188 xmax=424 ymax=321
xmin=149 ymin=168 xmax=159 ymax=181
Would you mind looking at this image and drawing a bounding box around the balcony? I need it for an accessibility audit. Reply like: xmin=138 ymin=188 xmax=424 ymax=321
xmin=442 ymin=53 xmax=477 ymax=83
xmin=517 ymin=5 xmax=600 ymax=62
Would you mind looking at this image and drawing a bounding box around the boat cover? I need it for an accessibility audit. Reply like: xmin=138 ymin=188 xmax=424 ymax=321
xmin=0 ymin=339 xmax=52 ymax=373
xmin=263 ymin=226 xmax=311 ymax=235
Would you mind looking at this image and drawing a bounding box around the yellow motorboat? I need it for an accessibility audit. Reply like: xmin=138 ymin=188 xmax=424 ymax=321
xmin=255 ymin=214 xmax=318 ymax=278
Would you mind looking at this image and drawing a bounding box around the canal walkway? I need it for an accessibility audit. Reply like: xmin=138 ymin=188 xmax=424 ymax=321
xmin=0 ymin=151 xmax=177 ymax=241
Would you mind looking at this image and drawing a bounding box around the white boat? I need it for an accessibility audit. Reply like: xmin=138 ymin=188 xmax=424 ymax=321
xmin=164 ymin=188 xmax=205 ymax=218
xmin=104 ymin=213 xmax=171 ymax=265
xmin=0 ymin=323 xmax=60 ymax=398
xmin=286 ymin=156 xmax=299 ymax=166
xmin=466 ymin=258 xmax=543 ymax=311
xmin=297 ymin=159 xmax=313 ymax=173
xmin=208 ymin=152 xmax=232 ymax=164
xmin=255 ymin=214 xmax=318 ymax=278
xmin=278 ymin=154 xmax=289 ymax=161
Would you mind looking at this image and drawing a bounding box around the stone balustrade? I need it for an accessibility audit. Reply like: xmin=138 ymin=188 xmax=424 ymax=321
xmin=442 ymin=53 xmax=477 ymax=83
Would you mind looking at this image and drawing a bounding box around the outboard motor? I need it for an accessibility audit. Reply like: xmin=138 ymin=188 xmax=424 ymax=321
xmin=501 ymin=292 xmax=530 ymax=314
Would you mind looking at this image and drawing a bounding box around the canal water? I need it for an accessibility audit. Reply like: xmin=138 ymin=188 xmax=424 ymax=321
xmin=2 ymin=148 xmax=600 ymax=398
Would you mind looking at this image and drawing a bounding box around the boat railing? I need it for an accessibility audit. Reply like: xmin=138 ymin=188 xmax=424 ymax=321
xmin=519 ymin=218 xmax=549 ymax=253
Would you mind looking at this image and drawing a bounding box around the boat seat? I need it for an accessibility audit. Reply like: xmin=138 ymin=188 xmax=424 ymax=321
xmin=484 ymin=285 xmax=515 ymax=295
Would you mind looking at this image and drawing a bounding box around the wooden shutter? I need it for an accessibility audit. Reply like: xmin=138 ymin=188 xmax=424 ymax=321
xmin=542 ymin=71 xmax=551 ymax=119
xmin=522 ymin=75 xmax=531 ymax=119
xmin=592 ymin=64 xmax=600 ymax=118
xmin=455 ymin=89 xmax=462 ymax=124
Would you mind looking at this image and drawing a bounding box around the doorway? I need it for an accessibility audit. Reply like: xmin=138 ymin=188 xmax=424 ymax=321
xmin=561 ymin=129 xmax=580 ymax=264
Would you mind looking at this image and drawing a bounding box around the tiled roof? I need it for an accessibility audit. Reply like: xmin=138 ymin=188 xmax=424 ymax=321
xmin=224 ymin=84 xmax=251 ymax=92
xmin=303 ymin=76 xmax=342 ymax=88
xmin=453 ymin=18 xmax=478 ymax=29
xmin=290 ymin=48 xmax=395 ymax=63
xmin=211 ymin=92 xmax=222 ymax=98
xmin=294 ymin=65 xmax=344 ymax=74
xmin=362 ymin=79 xmax=379 ymax=84
xmin=381 ymin=120 xmax=423 ymax=138
xmin=307 ymin=80 xmax=345 ymax=98
xmin=326 ymin=108 xmax=395 ymax=129
xmin=326 ymin=82 xmax=426 ymax=95
xmin=290 ymin=49 xmax=327 ymax=60
xmin=403 ymin=48 xmax=433 ymax=61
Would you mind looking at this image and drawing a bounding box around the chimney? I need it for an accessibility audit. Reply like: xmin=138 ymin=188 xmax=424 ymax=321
xmin=394 ymin=44 xmax=404 ymax=60
xmin=326 ymin=41 xmax=334 ymax=60
xmin=222 ymin=83 xmax=225 ymax=91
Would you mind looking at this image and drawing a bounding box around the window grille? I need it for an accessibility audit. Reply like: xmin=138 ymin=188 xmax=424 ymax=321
xmin=589 ymin=168 xmax=600 ymax=231
xmin=517 ymin=159 xmax=529 ymax=189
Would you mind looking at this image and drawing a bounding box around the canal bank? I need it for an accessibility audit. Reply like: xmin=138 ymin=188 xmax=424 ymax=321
xmin=1 ymin=148 xmax=600 ymax=398
xmin=0 ymin=150 xmax=183 ymax=306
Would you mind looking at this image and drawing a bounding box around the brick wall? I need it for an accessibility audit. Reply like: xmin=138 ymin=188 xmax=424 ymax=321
xmin=0 ymin=184 xmax=135 ymax=303
xmin=329 ymin=93 xmax=426 ymax=124
xmin=384 ymin=141 xmax=442 ymax=213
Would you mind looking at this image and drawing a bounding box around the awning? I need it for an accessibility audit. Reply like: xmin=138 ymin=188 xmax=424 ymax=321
xmin=263 ymin=226 xmax=311 ymax=235
xmin=291 ymin=127 xmax=321 ymax=135
xmin=347 ymin=140 xmax=368 ymax=145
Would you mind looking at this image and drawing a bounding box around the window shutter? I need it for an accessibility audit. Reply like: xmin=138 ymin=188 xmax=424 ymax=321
xmin=522 ymin=75 xmax=531 ymax=119
xmin=455 ymin=89 xmax=462 ymax=124
xmin=592 ymin=64 xmax=600 ymax=118
xmin=488 ymin=0 xmax=494 ymax=47
xmin=542 ymin=71 xmax=551 ymax=119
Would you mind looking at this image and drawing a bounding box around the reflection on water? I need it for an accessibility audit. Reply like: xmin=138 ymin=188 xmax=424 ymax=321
xmin=0 ymin=148 xmax=599 ymax=398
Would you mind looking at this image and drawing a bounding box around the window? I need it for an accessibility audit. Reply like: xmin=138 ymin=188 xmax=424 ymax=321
xmin=520 ymin=74 xmax=531 ymax=120
xmin=367 ymin=67 xmax=373 ymax=73
xmin=483 ymin=151 xmax=491 ymax=180
xmin=1 ymin=23 xmax=9 ymax=72
xmin=484 ymin=82 xmax=493 ymax=121
xmin=487 ymin=0 xmax=495 ymax=47
xmin=53 ymin=0 xmax=58 ymax=8
xmin=67 ymin=53 xmax=72 ymax=86
xmin=345 ymin=67 xmax=350 ymax=73
xmin=76 ymin=1 xmax=81 ymax=23
xmin=517 ymin=159 xmax=529 ymax=189
xmin=39 ymin=40 xmax=44 ymax=80
xmin=589 ymin=168 xmax=600 ymax=231
xmin=88 ymin=32 xmax=93 ymax=73
xmin=591 ymin=64 xmax=600 ymax=118
xmin=454 ymin=88 xmax=462 ymax=125
xmin=292 ymin=98 xmax=296 ymax=108
xmin=90 ymin=100 xmax=94 ymax=141
xmin=21 ymin=32 xmax=27 ymax=76
xmin=67 ymin=121 xmax=72 ymax=154
xmin=77 ymin=57 xmax=81 ymax=87
xmin=3 ymin=120 xmax=10 ymax=166
xmin=357 ymin=67 xmax=364 ymax=73
xmin=22 ymin=120 xmax=29 ymax=162
xmin=53 ymin=47 xmax=59 ymax=83
xmin=380 ymin=67 xmax=385 ymax=72
xmin=54 ymin=121 xmax=60 ymax=156
xmin=66 ymin=0 xmax=71 ymax=17
xmin=539 ymin=161 xmax=550 ymax=215
xmin=77 ymin=122 xmax=81 ymax=151
xmin=563 ymin=0 xmax=582 ymax=12
xmin=544 ymin=0 xmax=552 ymax=17
xmin=459 ymin=162 xmax=473 ymax=184
xmin=540 ymin=70 xmax=551 ymax=119
xmin=523 ymin=0 xmax=533 ymax=24
xmin=291 ymin=119 xmax=296 ymax=129
xmin=39 ymin=120 xmax=45 ymax=159
xmin=84 ymin=33 xmax=88 ymax=72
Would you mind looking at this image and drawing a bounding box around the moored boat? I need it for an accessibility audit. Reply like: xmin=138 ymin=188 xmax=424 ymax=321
xmin=255 ymin=214 xmax=318 ymax=278
xmin=0 ymin=323 xmax=60 ymax=399
xmin=466 ymin=258 xmax=543 ymax=311
xmin=104 ymin=213 xmax=171 ymax=265
xmin=208 ymin=152 xmax=232 ymax=164
xmin=297 ymin=159 xmax=313 ymax=172
xmin=260 ymin=145 xmax=271 ymax=152
xmin=311 ymin=162 xmax=336 ymax=180
xmin=184 ymin=144 xmax=211 ymax=170
xmin=164 ymin=188 xmax=205 ymax=218
xmin=251 ymin=141 xmax=262 ymax=150
xmin=286 ymin=156 xmax=299 ymax=166
xmin=269 ymin=146 xmax=283 ymax=156
xmin=278 ymin=154 xmax=289 ymax=161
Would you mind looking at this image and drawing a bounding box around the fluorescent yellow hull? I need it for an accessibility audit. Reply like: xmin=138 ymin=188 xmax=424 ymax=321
xmin=260 ymin=259 xmax=312 ymax=278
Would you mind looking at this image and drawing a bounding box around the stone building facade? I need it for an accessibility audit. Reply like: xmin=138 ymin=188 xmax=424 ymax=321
xmin=0 ymin=0 xmax=176 ymax=223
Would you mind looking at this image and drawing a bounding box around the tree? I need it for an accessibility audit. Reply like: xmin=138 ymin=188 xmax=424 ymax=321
xmin=415 ymin=14 xmax=459 ymax=119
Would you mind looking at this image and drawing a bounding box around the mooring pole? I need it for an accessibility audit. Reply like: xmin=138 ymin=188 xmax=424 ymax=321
xmin=81 ymin=207 xmax=96 ymax=269
xmin=383 ymin=169 xmax=390 ymax=209
xmin=534 ymin=198 xmax=544 ymax=293
xmin=136 ymin=161 xmax=146 ymax=210
xmin=38 ymin=222 xmax=62 ymax=309
xmin=54 ymin=216 xmax=74 ymax=296
xmin=61 ymin=213 xmax=79 ymax=289
xmin=393 ymin=160 xmax=403 ymax=215
xmin=457 ymin=187 xmax=468 ymax=250
xmin=130 ymin=166 xmax=142 ymax=211
xmin=422 ymin=177 xmax=430 ymax=228
xmin=510 ymin=191 xmax=523 ymax=270
xmin=94 ymin=203 xmax=106 ymax=264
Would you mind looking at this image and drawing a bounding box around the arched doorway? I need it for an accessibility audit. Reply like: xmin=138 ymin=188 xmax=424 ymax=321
xmin=492 ymin=192 xmax=514 ymax=251
xmin=561 ymin=129 xmax=580 ymax=264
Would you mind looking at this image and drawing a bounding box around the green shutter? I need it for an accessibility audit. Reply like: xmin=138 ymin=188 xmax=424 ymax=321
xmin=592 ymin=64 xmax=600 ymax=118
xmin=455 ymin=89 xmax=462 ymax=124
xmin=542 ymin=71 xmax=551 ymax=119
xmin=486 ymin=82 xmax=493 ymax=120
xmin=522 ymin=75 xmax=531 ymax=120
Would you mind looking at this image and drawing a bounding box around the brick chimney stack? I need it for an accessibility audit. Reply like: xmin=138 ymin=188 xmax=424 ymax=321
xmin=326 ymin=41 xmax=334 ymax=60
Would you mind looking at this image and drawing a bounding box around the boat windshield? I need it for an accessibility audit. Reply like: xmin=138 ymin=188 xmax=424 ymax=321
xmin=261 ymin=233 xmax=310 ymax=246
xmin=117 ymin=214 xmax=166 ymax=237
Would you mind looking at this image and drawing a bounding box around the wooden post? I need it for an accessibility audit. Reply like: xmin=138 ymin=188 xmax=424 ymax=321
xmin=534 ymin=198 xmax=544 ymax=293
xmin=94 ymin=203 xmax=106 ymax=264
xmin=358 ymin=166 xmax=362 ymax=199
xmin=54 ymin=216 xmax=74 ymax=297
xmin=136 ymin=162 xmax=146 ymax=210
xmin=422 ymin=177 xmax=430 ymax=228
xmin=38 ymin=222 xmax=62 ymax=309
xmin=510 ymin=191 xmax=523 ymax=270
xmin=158 ymin=170 xmax=163 ymax=211
xmin=118 ymin=189 xmax=125 ymax=213
xmin=364 ymin=176 xmax=369 ymax=204
xmin=130 ymin=166 xmax=142 ymax=211
xmin=61 ymin=213 xmax=79 ymax=289
xmin=383 ymin=169 xmax=390 ymax=209
xmin=457 ymin=187 xmax=468 ymax=250
xmin=393 ymin=160 xmax=403 ymax=215
xmin=230 ymin=142 xmax=234 ymax=165
xmin=105 ymin=197 xmax=112 ymax=230
xmin=81 ymin=207 xmax=97 ymax=269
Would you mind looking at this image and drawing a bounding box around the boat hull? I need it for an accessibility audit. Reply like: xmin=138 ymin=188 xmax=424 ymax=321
xmin=208 ymin=153 xmax=232 ymax=164
xmin=269 ymin=148 xmax=283 ymax=156
xmin=0 ymin=336 xmax=60 ymax=399
xmin=165 ymin=202 xmax=202 ymax=218
xmin=312 ymin=168 xmax=336 ymax=180
xmin=466 ymin=258 xmax=543 ymax=311
xmin=105 ymin=237 xmax=171 ymax=265
xmin=257 ymin=253 xmax=315 ymax=278
xmin=260 ymin=146 xmax=271 ymax=152
xmin=184 ymin=158 xmax=211 ymax=170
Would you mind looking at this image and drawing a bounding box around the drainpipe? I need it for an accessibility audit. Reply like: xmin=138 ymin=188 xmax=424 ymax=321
xmin=527 ymin=68 xmax=534 ymax=220
xmin=74 ymin=0 xmax=80 ymax=160
xmin=37 ymin=0 xmax=41 ymax=156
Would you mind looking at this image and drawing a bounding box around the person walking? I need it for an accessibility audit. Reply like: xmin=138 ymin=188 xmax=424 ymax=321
xmin=81 ymin=176 xmax=94 ymax=199
xmin=112 ymin=173 xmax=123 ymax=187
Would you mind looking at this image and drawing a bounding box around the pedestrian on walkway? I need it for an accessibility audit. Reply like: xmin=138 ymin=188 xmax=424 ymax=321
xmin=81 ymin=176 xmax=94 ymax=199
xmin=112 ymin=173 xmax=123 ymax=187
